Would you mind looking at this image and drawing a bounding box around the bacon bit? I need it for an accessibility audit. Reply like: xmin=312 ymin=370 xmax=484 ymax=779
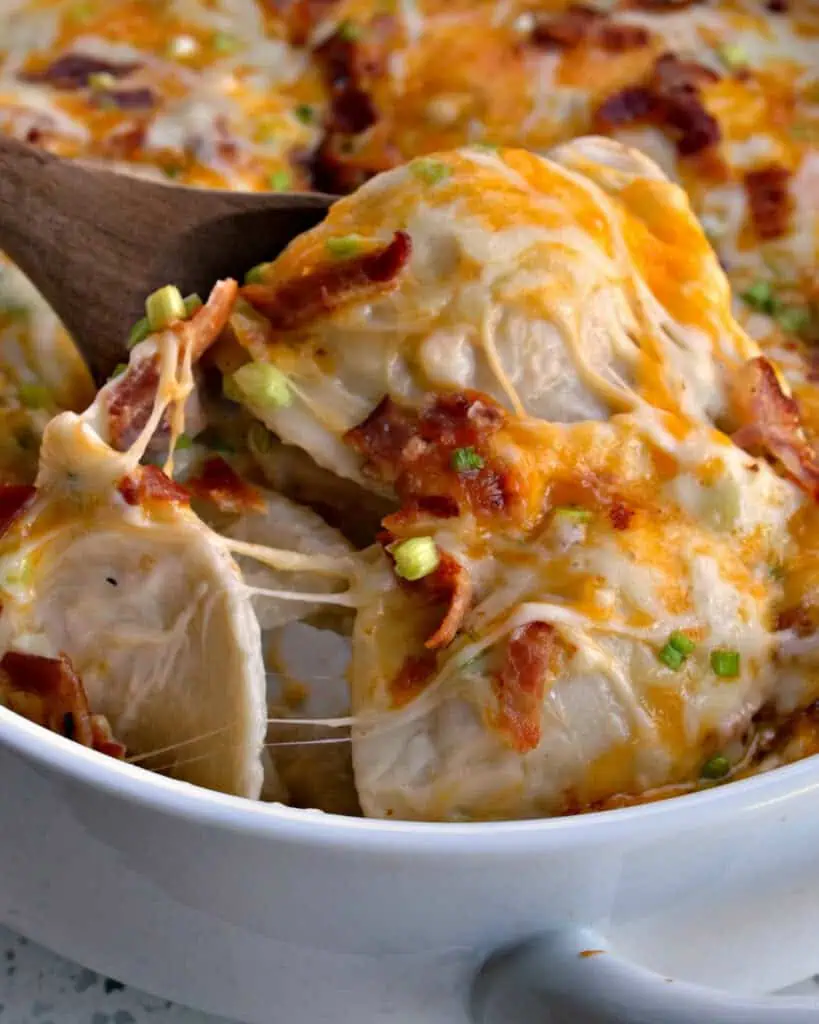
xmin=19 ymin=53 xmax=141 ymax=90
xmin=765 ymin=0 xmax=789 ymax=11
xmin=731 ymin=357 xmax=819 ymax=498
xmin=241 ymin=230 xmax=411 ymax=330
xmin=531 ymin=5 xmax=650 ymax=52
xmin=96 ymin=87 xmax=156 ymax=111
xmin=595 ymin=52 xmax=720 ymax=157
xmin=346 ymin=393 xmax=519 ymax=521
xmin=492 ymin=622 xmax=563 ymax=753
xmin=744 ymin=165 xmax=792 ymax=241
xmin=776 ymin=605 xmax=815 ymax=636
xmin=106 ymin=356 xmax=161 ymax=453
xmin=0 ymin=651 xmax=124 ymax=758
xmin=388 ymin=652 xmax=437 ymax=708
xmin=609 ymin=500 xmax=635 ymax=530
xmin=0 ymin=484 xmax=35 ymax=539
xmin=306 ymin=128 xmax=402 ymax=193
xmin=118 ymin=465 xmax=190 ymax=507
xmin=421 ymin=552 xmax=473 ymax=650
xmin=186 ymin=456 xmax=266 ymax=515
xmin=106 ymin=281 xmax=237 ymax=453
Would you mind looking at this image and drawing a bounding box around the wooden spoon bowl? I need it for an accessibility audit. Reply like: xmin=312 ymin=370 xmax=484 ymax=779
xmin=0 ymin=135 xmax=335 ymax=383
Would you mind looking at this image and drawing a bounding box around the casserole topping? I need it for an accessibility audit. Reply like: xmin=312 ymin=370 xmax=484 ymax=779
xmin=0 ymin=0 xmax=817 ymax=822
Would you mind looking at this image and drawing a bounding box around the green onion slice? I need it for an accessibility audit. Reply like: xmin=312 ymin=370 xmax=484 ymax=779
xmin=701 ymin=754 xmax=731 ymax=780
xmin=553 ymin=505 xmax=592 ymax=524
xmin=390 ymin=536 xmax=440 ymax=581
xmin=451 ymin=447 xmax=484 ymax=473
xmin=325 ymin=235 xmax=362 ymax=259
xmin=145 ymin=285 xmax=186 ymax=330
xmin=229 ymin=362 xmax=292 ymax=409
xmin=710 ymin=649 xmax=740 ymax=678
xmin=411 ymin=158 xmax=452 ymax=185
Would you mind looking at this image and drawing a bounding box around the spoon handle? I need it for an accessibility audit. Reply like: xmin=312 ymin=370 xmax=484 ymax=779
xmin=0 ymin=135 xmax=333 ymax=382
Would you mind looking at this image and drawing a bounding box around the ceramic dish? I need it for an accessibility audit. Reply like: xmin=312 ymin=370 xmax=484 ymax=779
xmin=5 ymin=688 xmax=819 ymax=1023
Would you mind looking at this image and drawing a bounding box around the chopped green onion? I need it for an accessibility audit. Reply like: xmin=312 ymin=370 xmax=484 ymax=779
xmin=769 ymin=562 xmax=785 ymax=581
xmin=183 ymin=293 xmax=203 ymax=317
xmin=658 ymin=631 xmax=695 ymax=670
xmin=390 ymin=536 xmax=439 ymax=581
xmin=268 ymin=169 xmax=291 ymax=191
xmin=701 ymin=754 xmax=731 ymax=780
xmin=110 ymin=363 xmax=128 ymax=379
xmin=127 ymin=316 xmax=151 ymax=349
xmin=230 ymin=362 xmax=292 ymax=409
xmin=18 ymin=382 xmax=50 ymax=409
xmin=451 ymin=447 xmax=484 ymax=473
xmin=710 ymin=649 xmax=740 ymax=678
xmin=553 ymin=505 xmax=592 ymax=524
xmin=411 ymin=158 xmax=452 ymax=185
xmin=775 ymin=305 xmax=811 ymax=335
xmin=658 ymin=643 xmax=685 ymax=670
xmin=668 ymin=630 xmax=695 ymax=656
xmin=88 ymin=71 xmax=117 ymax=91
xmin=162 ymin=164 xmax=182 ymax=180
xmin=212 ymin=32 xmax=240 ymax=53
xmin=244 ymin=263 xmax=269 ymax=285
xmin=740 ymin=280 xmax=776 ymax=315
xmin=337 ymin=19 xmax=361 ymax=41
xmin=326 ymin=235 xmax=361 ymax=259
xmin=471 ymin=142 xmax=499 ymax=152
xmin=294 ymin=103 xmax=314 ymax=124
xmin=717 ymin=43 xmax=748 ymax=71
xmin=174 ymin=433 xmax=193 ymax=451
xmin=145 ymin=284 xmax=186 ymax=330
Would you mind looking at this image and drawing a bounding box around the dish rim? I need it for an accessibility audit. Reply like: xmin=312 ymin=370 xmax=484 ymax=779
xmin=2 ymin=701 xmax=818 ymax=855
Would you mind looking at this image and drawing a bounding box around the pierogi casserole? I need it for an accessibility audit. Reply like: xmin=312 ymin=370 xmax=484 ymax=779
xmin=0 ymin=0 xmax=817 ymax=821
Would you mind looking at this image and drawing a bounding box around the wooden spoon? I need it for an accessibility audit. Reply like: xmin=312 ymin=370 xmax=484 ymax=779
xmin=0 ymin=135 xmax=335 ymax=384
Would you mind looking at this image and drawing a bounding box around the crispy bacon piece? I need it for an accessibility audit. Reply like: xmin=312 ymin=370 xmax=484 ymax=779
xmin=306 ymin=14 xmax=398 ymax=192
xmin=0 ymin=651 xmax=125 ymax=758
xmin=186 ymin=456 xmax=266 ymax=515
xmin=421 ymin=552 xmax=473 ymax=650
xmin=241 ymin=230 xmax=411 ymax=330
xmin=493 ymin=622 xmax=562 ymax=753
xmin=118 ymin=465 xmax=190 ymax=507
xmin=609 ymin=499 xmax=635 ymax=531
xmin=595 ymin=52 xmax=720 ymax=157
xmin=307 ymin=127 xmax=402 ymax=194
xmin=96 ymin=86 xmax=156 ymax=111
xmin=744 ymin=165 xmax=792 ymax=241
xmin=106 ymin=356 xmax=161 ymax=453
xmin=19 ymin=53 xmax=141 ymax=90
xmin=731 ymin=357 xmax=819 ymax=498
xmin=388 ymin=652 xmax=437 ymax=708
xmin=346 ymin=392 xmax=519 ymax=521
xmin=106 ymin=280 xmax=238 ymax=453
xmin=0 ymin=484 xmax=35 ymax=539
xmin=531 ymin=4 xmax=650 ymax=51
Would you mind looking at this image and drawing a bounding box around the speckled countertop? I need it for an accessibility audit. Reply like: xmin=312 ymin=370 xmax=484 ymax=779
xmin=2 ymin=922 xmax=819 ymax=1023
xmin=0 ymin=925 xmax=231 ymax=1024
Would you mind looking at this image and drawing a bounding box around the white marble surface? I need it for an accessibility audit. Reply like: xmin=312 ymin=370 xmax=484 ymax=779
xmin=1 ymin=922 xmax=818 ymax=1024
xmin=0 ymin=925 xmax=231 ymax=1024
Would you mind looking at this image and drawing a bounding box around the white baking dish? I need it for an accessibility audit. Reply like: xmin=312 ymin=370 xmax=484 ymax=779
xmin=3 ymin=702 xmax=819 ymax=1023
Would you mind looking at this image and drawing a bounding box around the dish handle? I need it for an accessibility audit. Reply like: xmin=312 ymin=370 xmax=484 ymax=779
xmin=473 ymin=927 xmax=819 ymax=1022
